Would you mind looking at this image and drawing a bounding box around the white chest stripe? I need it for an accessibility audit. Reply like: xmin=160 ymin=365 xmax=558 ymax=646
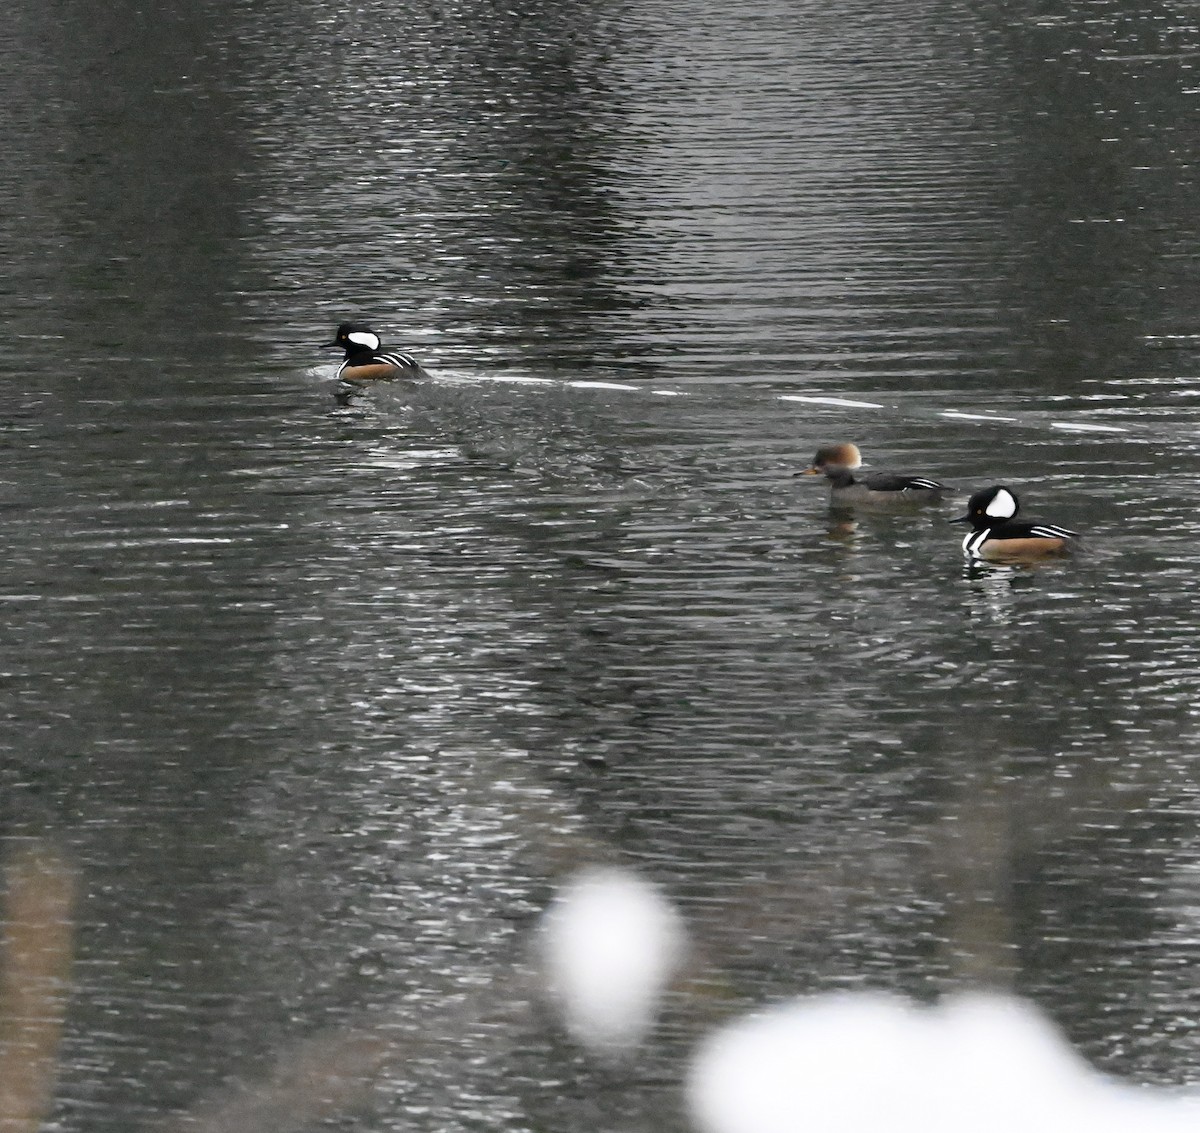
xmin=963 ymin=531 xmax=990 ymax=556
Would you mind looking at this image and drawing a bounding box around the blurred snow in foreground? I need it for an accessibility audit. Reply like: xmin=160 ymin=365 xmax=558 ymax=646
xmin=537 ymin=866 xmax=1200 ymax=1131
xmin=537 ymin=866 xmax=686 ymax=1055
xmin=688 ymin=991 xmax=1200 ymax=1133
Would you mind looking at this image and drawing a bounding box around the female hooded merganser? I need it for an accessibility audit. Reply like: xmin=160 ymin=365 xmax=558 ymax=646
xmin=798 ymin=442 xmax=946 ymax=508
xmin=322 ymin=322 xmax=427 ymax=382
xmin=952 ymin=485 xmax=1078 ymax=561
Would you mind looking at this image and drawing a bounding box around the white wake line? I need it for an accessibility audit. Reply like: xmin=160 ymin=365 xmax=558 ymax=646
xmin=778 ymin=394 xmax=886 ymax=409
xmin=939 ymin=410 xmax=1019 ymax=423
xmin=560 ymin=384 xmax=1134 ymax=433
xmin=334 ymin=367 xmax=1144 ymax=437
xmin=776 ymin=395 xmax=1134 ymax=435
xmin=1050 ymin=421 xmax=1129 ymax=434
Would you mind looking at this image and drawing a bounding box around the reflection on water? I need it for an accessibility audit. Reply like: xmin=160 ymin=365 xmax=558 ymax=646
xmin=3 ymin=0 xmax=1200 ymax=1128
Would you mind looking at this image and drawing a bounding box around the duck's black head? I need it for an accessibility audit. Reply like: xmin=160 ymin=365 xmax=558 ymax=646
xmin=951 ymin=485 xmax=1020 ymax=528
xmin=323 ymin=322 xmax=380 ymax=357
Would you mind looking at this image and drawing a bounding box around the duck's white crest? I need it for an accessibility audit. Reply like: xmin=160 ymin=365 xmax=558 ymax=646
xmin=347 ymin=331 xmax=380 ymax=351
xmin=985 ymin=488 xmax=1018 ymax=518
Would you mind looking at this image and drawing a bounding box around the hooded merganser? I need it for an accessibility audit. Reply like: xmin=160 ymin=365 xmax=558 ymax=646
xmin=798 ymin=442 xmax=946 ymax=507
xmin=322 ymin=322 xmax=427 ymax=382
xmin=951 ymin=485 xmax=1078 ymax=560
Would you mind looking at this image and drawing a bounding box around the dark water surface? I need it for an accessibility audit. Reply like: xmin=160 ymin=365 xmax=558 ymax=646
xmin=4 ymin=0 xmax=1200 ymax=1129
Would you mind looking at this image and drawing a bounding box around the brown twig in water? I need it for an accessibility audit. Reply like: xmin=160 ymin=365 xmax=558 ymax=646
xmin=0 ymin=839 xmax=76 ymax=1133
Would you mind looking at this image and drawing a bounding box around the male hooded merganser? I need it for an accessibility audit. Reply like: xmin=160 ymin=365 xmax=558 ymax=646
xmin=798 ymin=442 xmax=946 ymax=508
xmin=951 ymin=485 xmax=1078 ymax=560
xmin=322 ymin=322 xmax=427 ymax=382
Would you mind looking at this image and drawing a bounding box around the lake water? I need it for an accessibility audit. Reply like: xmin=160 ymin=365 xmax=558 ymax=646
xmin=3 ymin=0 xmax=1200 ymax=1129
